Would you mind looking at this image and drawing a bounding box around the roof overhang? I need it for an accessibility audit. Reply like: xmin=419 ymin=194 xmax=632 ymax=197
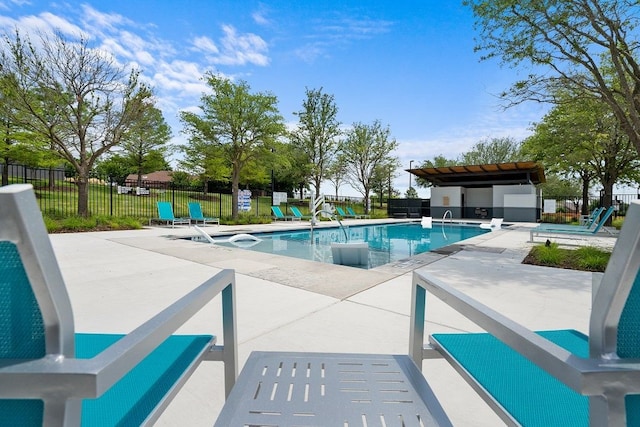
xmin=408 ymin=161 xmax=545 ymax=188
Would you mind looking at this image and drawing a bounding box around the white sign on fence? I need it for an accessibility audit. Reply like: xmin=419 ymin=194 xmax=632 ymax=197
xmin=272 ymin=192 xmax=288 ymax=205
xmin=238 ymin=189 xmax=252 ymax=212
xmin=543 ymin=199 xmax=556 ymax=214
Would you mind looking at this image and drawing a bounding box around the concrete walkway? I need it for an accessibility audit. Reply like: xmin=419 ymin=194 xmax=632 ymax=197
xmin=48 ymin=220 xmax=617 ymax=426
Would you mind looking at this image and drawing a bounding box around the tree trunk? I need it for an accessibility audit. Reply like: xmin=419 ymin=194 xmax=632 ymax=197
xmin=1 ymin=158 xmax=8 ymax=186
xmin=76 ymin=177 xmax=89 ymax=217
xmin=231 ymin=170 xmax=239 ymax=219
xmin=363 ymin=188 xmax=370 ymax=214
xmin=581 ymin=178 xmax=590 ymax=215
xmin=49 ymin=167 xmax=55 ymax=191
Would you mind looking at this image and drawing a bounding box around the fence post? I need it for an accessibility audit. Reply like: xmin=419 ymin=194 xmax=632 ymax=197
xmin=109 ymin=177 xmax=114 ymax=216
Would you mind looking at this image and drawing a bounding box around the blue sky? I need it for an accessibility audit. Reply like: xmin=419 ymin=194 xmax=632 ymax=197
xmin=0 ymin=0 xmax=549 ymax=197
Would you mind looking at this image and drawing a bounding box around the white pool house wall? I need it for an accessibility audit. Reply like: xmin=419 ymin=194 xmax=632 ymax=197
xmin=430 ymin=184 xmax=540 ymax=222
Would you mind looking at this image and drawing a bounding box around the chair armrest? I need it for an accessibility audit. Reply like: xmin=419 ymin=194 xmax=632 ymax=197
xmin=0 ymin=269 xmax=238 ymax=399
xmin=410 ymin=270 xmax=640 ymax=396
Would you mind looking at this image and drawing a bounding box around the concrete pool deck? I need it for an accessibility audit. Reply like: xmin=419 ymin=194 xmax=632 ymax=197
xmin=48 ymin=219 xmax=617 ymax=426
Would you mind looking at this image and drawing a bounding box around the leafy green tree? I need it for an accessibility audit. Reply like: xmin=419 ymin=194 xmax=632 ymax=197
xmin=339 ymin=120 xmax=398 ymax=214
xmin=414 ymin=155 xmax=458 ymax=188
xmin=94 ymin=154 xmax=132 ymax=185
xmin=370 ymin=158 xmax=400 ymax=207
xmin=464 ymin=0 xmax=640 ymax=155
xmin=539 ymin=174 xmax=581 ymax=199
xmin=405 ymin=186 xmax=419 ymax=198
xmin=523 ymin=92 xmax=640 ymax=214
xmin=271 ymin=142 xmax=306 ymax=197
xmin=460 ymin=137 xmax=522 ymax=164
xmin=1 ymin=30 xmax=153 ymax=216
xmin=290 ymin=87 xmax=341 ymax=197
xmin=0 ymin=73 xmax=54 ymax=185
xmin=120 ymin=105 xmax=172 ymax=188
xmin=180 ymin=74 xmax=285 ymax=219
xmin=325 ymin=156 xmax=350 ymax=198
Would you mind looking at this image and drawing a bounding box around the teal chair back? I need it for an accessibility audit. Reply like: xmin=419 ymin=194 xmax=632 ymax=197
xmin=271 ymin=206 xmax=284 ymax=218
xmin=0 ymin=184 xmax=77 ymax=425
xmin=617 ymin=270 xmax=640 ymax=426
xmin=188 ymin=202 xmax=204 ymax=219
xmin=0 ymin=241 xmax=46 ymax=425
xmin=157 ymin=201 xmax=176 ymax=220
xmin=590 ymin=204 xmax=640 ymax=425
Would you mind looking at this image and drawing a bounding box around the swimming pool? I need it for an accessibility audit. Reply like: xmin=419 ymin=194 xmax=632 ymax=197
xmin=197 ymin=222 xmax=489 ymax=269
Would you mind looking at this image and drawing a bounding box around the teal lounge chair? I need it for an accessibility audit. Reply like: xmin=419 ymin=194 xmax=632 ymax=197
xmin=189 ymin=201 xmax=220 ymax=225
xmin=347 ymin=206 xmax=370 ymax=219
xmin=579 ymin=206 xmax=604 ymax=226
xmin=0 ymin=184 xmax=237 ymax=426
xmin=530 ymin=206 xmax=616 ymax=242
xmin=289 ymin=205 xmax=311 ymax=220
xmin=537 ymin=206 xmax=612 ymax=231
xmin=411 ymin=199 xmax=640 ymax=426
xmin=335 ymin=206 xmax=355 ymax=219
xmin=150 ymin=201 xmax=191 ymax=227
xmin=271 ymin=205 xmax=300 ymax=221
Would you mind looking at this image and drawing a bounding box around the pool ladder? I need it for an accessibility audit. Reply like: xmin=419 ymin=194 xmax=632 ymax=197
xmin=441 ymin=210 xmax=453 ymax=241
xmin=442 ymin=210 xmax=453 ymax=224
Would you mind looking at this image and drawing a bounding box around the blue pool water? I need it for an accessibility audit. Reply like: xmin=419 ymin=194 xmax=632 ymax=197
xmin=201 ymin=222 xmax=489 ymax=269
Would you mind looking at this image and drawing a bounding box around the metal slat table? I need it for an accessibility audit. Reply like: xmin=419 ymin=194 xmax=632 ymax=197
xmin=215 ymin=351 xmax=452 ymax=426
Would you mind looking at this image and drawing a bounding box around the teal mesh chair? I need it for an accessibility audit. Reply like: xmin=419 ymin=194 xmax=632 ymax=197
xmin=411 ymin=200 xmax=640 ymax=426
xmin=288 ymin=206 xmax=310 ymax=220
xmin=270 ymin=205 xmax=299 ymax=221
xmin=334 ymin=206 xmax=355 ymax=218
xmin=149 ymin=201 xmax=190 ymax=227
xmin=530 ymin=205 xmax=616 ymax=242
xmin=188 ymin=202 xmax=219 ymax=225
xmin=0 ymin=184 xmax=237 ymax=426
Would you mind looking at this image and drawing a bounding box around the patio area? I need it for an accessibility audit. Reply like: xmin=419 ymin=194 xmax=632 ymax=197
xmin=48 ymin=219 xmax=617 ymax=426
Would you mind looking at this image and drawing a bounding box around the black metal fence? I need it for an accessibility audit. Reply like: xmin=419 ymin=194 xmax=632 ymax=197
xmin=2 ymin=165 xmax=374 ymax=220
xmin=2 ymin=166 xmax=270 ymax=219
xmin=541 ymin=195 xmax=636 ymax=224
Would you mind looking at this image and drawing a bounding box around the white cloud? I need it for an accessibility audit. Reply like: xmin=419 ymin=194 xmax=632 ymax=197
xmin=252 ymin=10 xmax=270 ymax=26
xmin=213 ymin=24 xmax=269 ymax=66
xmin=191 ymin=35 xmax=219 ymax=54
xmin=80 ymin=4 xmax=129 ymax=33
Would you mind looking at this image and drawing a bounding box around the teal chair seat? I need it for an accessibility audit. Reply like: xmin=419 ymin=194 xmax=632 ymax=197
xmin=78 ymin=333 xmax=212 ymax=426
xmin=0 ymin=334 xmax=213 ymax=426
xmin=432 ymin=330 xmax=589 ymax=427
xmin=412 ymin=199 xmax=640 ymax=426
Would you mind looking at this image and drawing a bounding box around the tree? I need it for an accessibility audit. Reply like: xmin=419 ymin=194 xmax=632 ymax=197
xmin=339 ymin=120 xmax=398 ymax=214
xmin=120 ymin=105 xmax=172 ymax=188
xmin=465 ymin=0 xmax=640 ymax=155
xmin=539 ymin=174 xmax=581 ymax=199
xmin=460 ymin=137 xmax=522 ymax=164
xmin=93 ymin=154 xmax=131 ymax=185
xmin=370 ymin=158 xmax=400 ymax=207
xmin=180 ymin=74 xmax=285 ymax=219
xmin=1 ymin=30 xmax=153 ymax=216
xmin=523 ymin=92 xmax=640 ymax=215
xmin=413 ymin=155 xmax=458 ymax=189
xmin=290 ymin=87 xmax=341 ymax=197
xmin=405 ymin=187 xmax=418 ymax=198
xmin=325 ymin=156 xmax=349 ymax=198
xmin=0 ymin=72 xmax=56 ymax=186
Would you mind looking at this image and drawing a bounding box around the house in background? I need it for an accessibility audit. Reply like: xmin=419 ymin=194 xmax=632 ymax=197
xmin=125 ymin=171 xmax=173 ymax=187
xmin=409 ymin=162 xmax=545 ymax=222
